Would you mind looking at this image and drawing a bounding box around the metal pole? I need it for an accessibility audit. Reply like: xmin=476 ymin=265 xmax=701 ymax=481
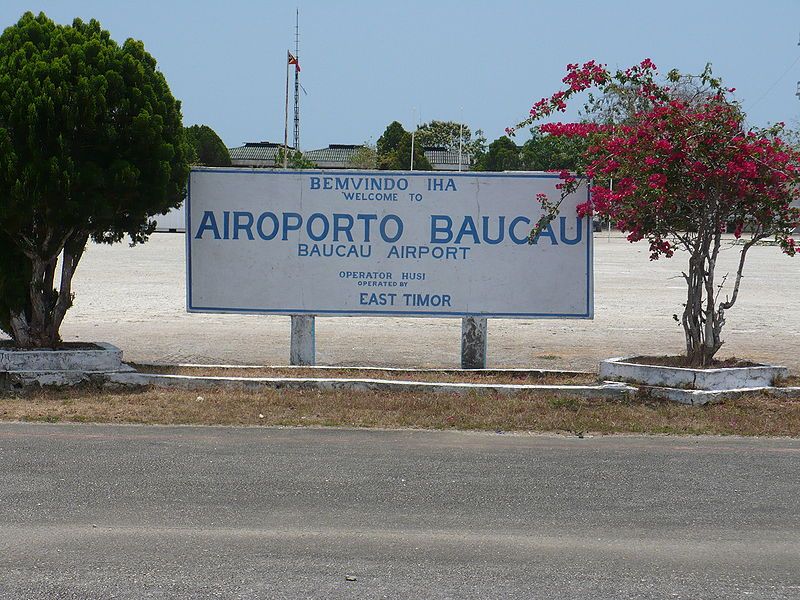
xmin=283 ymin=51 xmax=290 ymax=168
xmin=410 ymin=107 xmax=416 ymax=171
xmin=458 ymin=107 xmax=464 ymax=172
xmin=293 ymin=9 xmax=300 ymax=151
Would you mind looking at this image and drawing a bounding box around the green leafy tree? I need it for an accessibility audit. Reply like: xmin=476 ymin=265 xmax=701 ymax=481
xmin=347 ymin=143 xmax=377 ymax=169
xmin=415 ymin=120 xmax=485 ymax=157
xmin=0 ymin=12 xmax=189 ymax=347
xmin=520 ymin=127 xmax=587 ymax=171
xmin=376 ymin=121 xmax=406 ymax=158
xmin=275 ymin=148 xmax=317 ymax=169
xmin=473 ymin=136 xmax=521 ymax=171
xmin=376 ymin=121 xmax=431 ymax=170
xmin=184 ymin=124 xmax=231 ymax=166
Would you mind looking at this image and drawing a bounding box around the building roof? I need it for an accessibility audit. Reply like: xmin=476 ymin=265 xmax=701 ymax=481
xmin=229 ymin=142 xmax=289 ymax=162
xmin=423 ymin=146 xmax=473 ymax=168
xmin=227 ymin=142 xmax=474 ymax=170
xmin=303 ymin=144 xmax=364 ymax=164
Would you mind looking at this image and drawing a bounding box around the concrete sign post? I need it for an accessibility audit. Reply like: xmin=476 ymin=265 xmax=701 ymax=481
xmin=461 ymin=316 xmax=488 ymax=369
xmin=290 ymin=315 xmax=315 ymax=366
xmin=187 ymin=169 xmax=593 ymax=367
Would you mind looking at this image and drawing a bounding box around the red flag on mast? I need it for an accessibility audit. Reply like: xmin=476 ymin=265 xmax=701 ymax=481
xmin=288 ymin=51 xmax=300 ymax=73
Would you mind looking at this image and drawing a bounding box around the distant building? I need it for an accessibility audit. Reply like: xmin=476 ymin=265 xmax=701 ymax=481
xmin=228 ymin=142 xmax=287 ymax=168
xmin=303 ymin=144 xmax=365 ymax=169
xmin=228 ymin=142 xmax=473 ymax=171
xmin=156 ymin=143 xmax=472 ymax=233
xmin=421 ymin=146 xmax=473 ymax=171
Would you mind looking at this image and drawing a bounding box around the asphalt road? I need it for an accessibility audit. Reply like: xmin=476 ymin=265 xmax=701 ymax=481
xmin=1 ymin=424 xmax=799 ymax=599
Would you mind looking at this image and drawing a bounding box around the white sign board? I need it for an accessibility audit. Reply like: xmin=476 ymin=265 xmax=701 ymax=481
xmin=187 ymin=169 xmax=593 ymax=318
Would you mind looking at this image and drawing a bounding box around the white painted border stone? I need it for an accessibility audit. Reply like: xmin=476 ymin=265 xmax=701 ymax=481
xmin=105 ymin=371 xmax=636 ymax=399
xmin=2 ymin=354 xmax=796 ymax=406
xmin=600 ymin=356 xmax=787 ymax=391
xmin=0 ymin=342 xmax=124 ymax=372
xmin=140 ymin=363 xmax=591 ymax=377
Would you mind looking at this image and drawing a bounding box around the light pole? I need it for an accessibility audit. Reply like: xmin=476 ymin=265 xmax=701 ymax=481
xmin=410 ymin=107 xmax=416 ymax=171
xmin=458 ymin=106 xmax=464 ymax=172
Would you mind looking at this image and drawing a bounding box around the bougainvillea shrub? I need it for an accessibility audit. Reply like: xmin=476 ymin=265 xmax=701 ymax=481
xmin=508 ymin=61 xmax=800 ymax=366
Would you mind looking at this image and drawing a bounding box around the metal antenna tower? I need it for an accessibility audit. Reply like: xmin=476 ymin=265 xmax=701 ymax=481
xmin=293 ymin=9 xmax=300 ymax=151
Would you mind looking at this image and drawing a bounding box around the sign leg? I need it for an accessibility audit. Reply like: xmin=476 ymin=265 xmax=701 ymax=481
xmin=461 ymin=317 xmax=487 ymax=369
xmin=290 ymin=315 xmax=316 ymax=366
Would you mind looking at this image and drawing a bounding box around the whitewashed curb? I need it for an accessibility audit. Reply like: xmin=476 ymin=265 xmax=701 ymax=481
xmin=0 ymin=342 xmax=125 ymax=372
xmin=600 ymin=356 xmax=788 ymax=391
xmin=104 ymin=371 xmax=637 ymax=399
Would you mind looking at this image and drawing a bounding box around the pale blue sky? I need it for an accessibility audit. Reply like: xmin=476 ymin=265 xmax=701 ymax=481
xmin=2 ymin=1 xmax=800 ymax=150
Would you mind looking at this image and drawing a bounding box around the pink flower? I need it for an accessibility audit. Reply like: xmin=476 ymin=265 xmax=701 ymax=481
xmin=647 ymin=173 xmax=667 ymax=189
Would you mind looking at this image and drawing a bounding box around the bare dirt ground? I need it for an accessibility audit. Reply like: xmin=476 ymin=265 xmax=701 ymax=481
xmin=5 ymin=233 xmax=797 ymax=372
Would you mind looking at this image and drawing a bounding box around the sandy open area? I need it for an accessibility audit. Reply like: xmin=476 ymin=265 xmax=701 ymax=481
xmin=3 ymin=233 xmax=797 ymax=372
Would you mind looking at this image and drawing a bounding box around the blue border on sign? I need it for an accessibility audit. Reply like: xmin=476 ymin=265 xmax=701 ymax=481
xmin=185 ymin=173 xmax=193 ymax=316
xmin=186 ymin=168 xmax=594 ymax=319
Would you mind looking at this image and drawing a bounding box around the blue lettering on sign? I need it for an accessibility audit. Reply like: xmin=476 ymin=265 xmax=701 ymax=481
xmin=432 ymin=215 xmax=547 ymax=246
xmin=509 ymin=216 xmax=532 ymax=244
xmin=222 ymin=211 xmax=230 ymax=240
xmin=531 ymin=223 xmax=557 ymax=245
xmin=482 ymin=216 xmax=505 ymax=244
xmin=233 ymin=211 xmax=254 ymax=240
xmin=282 ymin=212 xmax=303 ymax=240
xmin=379 ymin=215 xmax=403 ymax=243
xmin=454 ymin=216 xmax=480 ymax=245
xmin=195 ymin=211 xmax=221 ymax=239
xmin=403 ymin=293 xmax=452 ymax=307
xmin=192 ymin=210 xmax=585 ymax=248
xmin=359 ymin=292 xmax=397 ymax=306
xmin=427 ymin=178 xmax=457 ymax=192
xmin=430 ymin=215 xmax=453 ymax=243
xmin=309 ymin=176 xmax=408 ymax=192
xmin=299 ymin=243 xmax=372 ymax=258
xmin=333 ymin=214 xmax=354 ymax=242
xmin=559 ymin=216 xmax=583 ymax=245
xmin=357 ymin=214 xmax=377 ymax=241
xmin=257 ymin=212 xmax=279 ymax=240
xmin=307 ymin=213 xmax=330 ymax=241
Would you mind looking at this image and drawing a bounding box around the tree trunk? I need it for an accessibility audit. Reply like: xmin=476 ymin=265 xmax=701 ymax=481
xmin=683 ymin=251 xmax=707 ymax=366
xmin=682 ymin=230 xmax=722 ymax=367
xmin=8 ymin=232 xmax=89 ymax=349
xmin=681 ymin=227 xmax=733 ymax=367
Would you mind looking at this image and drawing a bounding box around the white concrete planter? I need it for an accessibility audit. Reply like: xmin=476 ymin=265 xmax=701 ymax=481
xmin=0 ymin=342 xmax=135 ymax=388
xmin=599 ymin=356 xmax=788 ymax=391
xmin=0 ymin=342 xmax=124 ymax=372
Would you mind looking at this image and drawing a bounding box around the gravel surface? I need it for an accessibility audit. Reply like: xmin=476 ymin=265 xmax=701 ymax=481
xmin=6 ymin=232 xmax=796 ymax=371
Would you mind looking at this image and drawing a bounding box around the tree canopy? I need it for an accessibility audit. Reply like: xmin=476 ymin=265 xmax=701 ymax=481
xmin=520 ymin=127 xmax=587 ymax=172
xmin=184 ymin=124 xmax=231 ymax=166
xmin=376 ymin=121 xmax=431 ymax=170
xmin=473 ymin=136 xmax=521 ymax=171
xmin=415 ymin=120 xmax=485 ymax=158
xmin=275 ymin=147 xmax=317 ymax=169
xmin=347 ymin=144 xmax=377 ymax=169
xmin=0 ymin=12 xmax=189 ymax=347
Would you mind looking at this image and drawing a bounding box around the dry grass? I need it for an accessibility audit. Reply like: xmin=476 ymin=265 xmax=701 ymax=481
xmin=776 ymin=375 xmax=800 ymax=388
xmin=132 ymin=364 xmax=597 ymax=385
xmin=1 ymin=386 xmax=799 ymax=437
